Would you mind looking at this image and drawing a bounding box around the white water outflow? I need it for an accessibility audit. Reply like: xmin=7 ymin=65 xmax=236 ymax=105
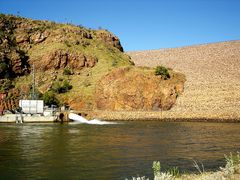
xmin=68 ymin=113 xmax=117 ymax=125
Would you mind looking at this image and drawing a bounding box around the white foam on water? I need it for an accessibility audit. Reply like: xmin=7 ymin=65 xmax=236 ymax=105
xmin=68 ymin=113 xmax=117 ymax=125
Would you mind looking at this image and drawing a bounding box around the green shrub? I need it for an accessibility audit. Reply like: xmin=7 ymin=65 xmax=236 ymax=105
xmin=64 ymin=40 xmax=71 ymax=47
xmin=29 ymin=88 xmax=43 ymax=100
xmin=62 ymin=80 xmax=72 ymax=91
xmin=51 ymin=79 xmax=72 ymax=94
xmin=63 ymin=68 xmax=72 ymax=75
xmin=0 ymin=79 xmax=14 ymax=92
xmin=225 ymin=152 xmax=240 ymax=167
xmin=223 ymin=152 xmax=240 ymax=175
xmin=167 ymin=166 xmax=180 ymax=177
xmin=58 ymin=77 xmax=64 ymax=81
xmin=152 ymin=161 xmax=161 ymax=176
xmin=0 ymin=61 xmax=8 ymax=72
xmin=155 ymin=66 xmax=170 ymax=80
xmin=43 ymin=91 xmax=59 ymax=106
xmin=112 ymin=59 xmax=118 ymax=67
xmin=0 ymin=61 xmax=10 ymax=78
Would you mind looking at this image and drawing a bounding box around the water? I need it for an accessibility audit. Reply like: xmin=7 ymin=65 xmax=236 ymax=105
xmin=69 ymin=113 xmax=117 ymax=125
xmin=0 ymin=122 xmax=240 ymax=179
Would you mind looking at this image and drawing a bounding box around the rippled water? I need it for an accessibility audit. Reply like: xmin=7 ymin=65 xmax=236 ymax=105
xmin=0 ymin=122 xmax=240 ymax=179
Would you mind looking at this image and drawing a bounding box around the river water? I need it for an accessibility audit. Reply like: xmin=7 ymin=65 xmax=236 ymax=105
xmin=0 ymin=122 xmax=240 ymax=179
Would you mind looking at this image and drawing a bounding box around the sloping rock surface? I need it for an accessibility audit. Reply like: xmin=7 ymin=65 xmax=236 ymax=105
xmin=95 ymin=67 xmax=185 ymax=111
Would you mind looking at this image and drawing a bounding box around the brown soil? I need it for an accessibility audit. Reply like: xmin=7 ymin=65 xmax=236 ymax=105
xmin=127 ymin=41 xmax=240 ymax=120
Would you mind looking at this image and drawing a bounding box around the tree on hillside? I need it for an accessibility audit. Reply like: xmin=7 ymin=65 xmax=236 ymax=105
xmin=43 ymin=91 xmax=59 ymax=106
xmin=155 ymin=66 xmax=170 ymax=80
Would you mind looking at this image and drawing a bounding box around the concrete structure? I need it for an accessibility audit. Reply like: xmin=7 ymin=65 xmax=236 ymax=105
xmin=19 ymin=100 xmax=44 ymax=114
xmin=0 ymin=100 xmax=58 ymax=123
xmin=0 ymin=113 xmax=58 ymax=123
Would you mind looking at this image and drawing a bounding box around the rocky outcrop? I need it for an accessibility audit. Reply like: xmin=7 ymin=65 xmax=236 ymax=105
xmin=96 ymin=31 xmax=124 ymax=52
xmin=0 ymin=14 xmax=125 ymax=77
xmin=0 ymin=15 xmax=29 ymax=78
xmin=36 ymin=49 xmax=98 ymax=70
xmin=95 ymin=67 xmax=185 ymax=111
xmin=0 ymin=99 xmax=18 ymax=111
xmin=30 ymin=31 xmax=49 ymax=44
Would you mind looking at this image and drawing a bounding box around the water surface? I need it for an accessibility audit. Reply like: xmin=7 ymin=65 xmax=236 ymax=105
xmin=0 ymin=122 xmax=240 ymax=179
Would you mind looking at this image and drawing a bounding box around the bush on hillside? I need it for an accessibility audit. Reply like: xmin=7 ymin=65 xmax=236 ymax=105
xmin=29 ymin=88 xmax=43 ymax=100
xmin=0 ymin=60 xmax=11 ymax=78
xmin=63 ymin=68 xmax=72 ymax=75
xmin=0 ymin=79 xmax=14 ymax=92
xmin=51 ymin=79 xmax=72 ymax=94
xmin=43 ymin=91 xmax=59 ymax=106
xmin=112 ymin=59 xmax=118 ymax=67
xmin=155 ymin=66 xmax=170 ymax=80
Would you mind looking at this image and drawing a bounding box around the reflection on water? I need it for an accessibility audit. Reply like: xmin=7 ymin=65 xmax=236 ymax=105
xmin=0 ymin=122 xmax=240 ymax=179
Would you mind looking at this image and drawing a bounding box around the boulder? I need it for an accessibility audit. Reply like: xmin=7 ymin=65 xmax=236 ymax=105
xmin=15 ymin=33 xmax=29 ymax=44
xmin=30 ymin=31 xmax=48 ymax=44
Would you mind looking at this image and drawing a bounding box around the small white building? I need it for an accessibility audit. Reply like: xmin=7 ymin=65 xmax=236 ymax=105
xmin=19 ymin=100 xmax=44 ymax=114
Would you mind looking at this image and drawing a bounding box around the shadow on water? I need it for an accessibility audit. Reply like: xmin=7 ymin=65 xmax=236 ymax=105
xmin=0 ymin=121 xmax=240 ymax=179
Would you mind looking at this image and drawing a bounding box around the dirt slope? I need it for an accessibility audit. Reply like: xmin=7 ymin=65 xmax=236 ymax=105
xmin=128 ymin=41 xmax=240 ymax=119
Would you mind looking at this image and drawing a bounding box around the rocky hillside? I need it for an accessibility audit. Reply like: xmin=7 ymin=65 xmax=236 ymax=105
xmin=128 ymin=41 xmax=240 ymax=119
xmin=0 ymin=14 xmax=185 ymax=112
xmin=95 ymin=66 xmax=185 ymax=111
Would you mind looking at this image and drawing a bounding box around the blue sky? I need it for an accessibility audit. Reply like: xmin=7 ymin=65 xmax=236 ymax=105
xmin=0 ymin=0 xmax=239 ymax=51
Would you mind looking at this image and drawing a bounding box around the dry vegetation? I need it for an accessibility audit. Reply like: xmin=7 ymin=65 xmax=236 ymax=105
xmin=127 ymin=41 xmax=240 ymax=120
xmin=128 ymin=153 xmax=240 ymax=180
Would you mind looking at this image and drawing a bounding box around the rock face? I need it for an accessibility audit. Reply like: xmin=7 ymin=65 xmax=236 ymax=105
xmin=36 ymin=49 xmax=98 ymax=70
xmin=0 ymin=16 xmax=29 ymax=78
xmin=95 ymin=67 xmax=185 ymax=111
xmin=96 ymin=31 xmax=124 ymax=52
xmin=0 ymin=14 xmax=125 ymax=79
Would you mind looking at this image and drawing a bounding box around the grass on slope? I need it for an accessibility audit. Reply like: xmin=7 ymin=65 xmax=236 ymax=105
xmin=15 ymin=22 xmax=133 ymax=108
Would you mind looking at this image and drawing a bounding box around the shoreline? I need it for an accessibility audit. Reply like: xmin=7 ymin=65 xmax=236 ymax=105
xmin=130 ymin=153 xmax=240 ymax=180
xmin=91 ymin=110 xmax=240 ymax=123
xmin=103 ymin=118 xmax=240 ymax=123
xmin=1 ymin=110 xmax=240 ymax=123
xmin=1 ymin=118 xmax=240 ymax=123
